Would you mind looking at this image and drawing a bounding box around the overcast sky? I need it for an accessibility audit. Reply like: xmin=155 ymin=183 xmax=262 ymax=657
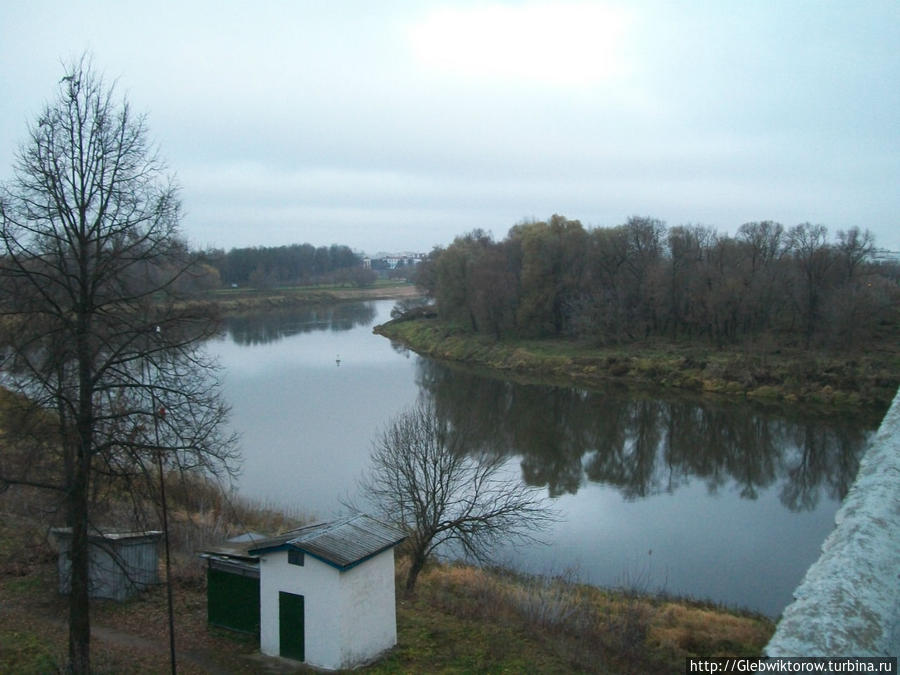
xmin=2 ymin=1 xmax=898 ymax=255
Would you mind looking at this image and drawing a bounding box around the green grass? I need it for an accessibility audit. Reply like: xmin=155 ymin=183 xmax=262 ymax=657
xmin=0 ymin=627 xmax=64 ymax=674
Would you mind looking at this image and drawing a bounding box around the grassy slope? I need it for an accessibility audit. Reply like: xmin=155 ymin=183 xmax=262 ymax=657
xmin=0 ymin=497 xmax=774 ymax=674
xmin=375 ymin=317 xmax=900 ymax=410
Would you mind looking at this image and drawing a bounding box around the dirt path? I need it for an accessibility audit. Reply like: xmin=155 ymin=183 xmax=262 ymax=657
xmin=90 ymin=621 xmax=234 ymax=674
xmin=0 ymin=582 xmax=305 ymax=673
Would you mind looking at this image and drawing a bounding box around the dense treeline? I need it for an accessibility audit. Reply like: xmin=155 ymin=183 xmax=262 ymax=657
xmin=206 ymin=243 xmax=371 ymax=288
xmin=414 ymin=215 xmax=899 ymax=351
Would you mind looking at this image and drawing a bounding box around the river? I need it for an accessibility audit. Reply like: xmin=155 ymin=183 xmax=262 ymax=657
xmin=207 ymin=299 xmax=877 ymax=618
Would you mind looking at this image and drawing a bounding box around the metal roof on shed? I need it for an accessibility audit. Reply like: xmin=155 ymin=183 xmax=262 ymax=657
xmin=199 ymin=528 xmax=308 ymax=566
xmin=249 ymin=514 xmax=406 ymax=571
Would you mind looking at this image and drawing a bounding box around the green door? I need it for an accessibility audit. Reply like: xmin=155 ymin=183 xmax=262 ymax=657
xmin=279 ymin=591 xmax=305 ymax=661
xmin=207 ymin=568 xmax=260 ymax=634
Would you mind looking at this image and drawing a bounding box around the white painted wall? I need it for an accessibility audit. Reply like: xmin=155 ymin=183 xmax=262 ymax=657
xmin=257 ymin=549 xmax=398 ymax=670
xmin=258 ymin=551 xmax=341 ymax=668
xmin=339 ymin=549 xmax=398 ymax=668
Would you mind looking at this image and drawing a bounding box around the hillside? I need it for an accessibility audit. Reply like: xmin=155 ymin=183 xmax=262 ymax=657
xmin=0 ymin=483 xmax=774 ymax=673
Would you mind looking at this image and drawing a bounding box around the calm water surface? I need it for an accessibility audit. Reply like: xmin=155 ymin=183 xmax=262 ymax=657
xmin=207 ymin=300 xmax=876 ymax=617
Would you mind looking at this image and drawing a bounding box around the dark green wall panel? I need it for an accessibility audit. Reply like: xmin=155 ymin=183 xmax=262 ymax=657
xmin=207 ymin=567 xmax=260 ymax=635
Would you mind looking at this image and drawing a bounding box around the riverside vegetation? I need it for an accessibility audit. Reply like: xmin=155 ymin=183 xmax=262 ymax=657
xmin=195 ymin=275 xmax=898 ymax=409
xmin=190 ymin=267 xmax=898 ymax=409
xmin=0 ymin=474 xmax=774 ymax=674
xmin=0 ymin=266 xmax=886 ymax=671
xmin=202 ymin=279 xmax=422 ymax=314
xmin=0 ymin=384 xmax=772 ymax=673
xmin=375 ymin=315 xmax=899 ymax=409
xmin=381 ymin=216 xmax=900 ymax=410
xmin=4 ymin=218 xmax=891 ymax=669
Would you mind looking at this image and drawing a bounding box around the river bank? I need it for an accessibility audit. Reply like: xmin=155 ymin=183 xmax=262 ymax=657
xmin=0 ymin=479 xmax=775 ymax=673
xmin=375 ymin=316 xmax=899 ymax=411
xmin=201 ymin=280 xmax=420 ymax=315
xmin=0 ymin=361 xmax=779 ymax=672
xmin=199 ymin=287 xmax=897 ymax=411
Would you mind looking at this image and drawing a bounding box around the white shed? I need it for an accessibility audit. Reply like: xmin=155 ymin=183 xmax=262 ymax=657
xmin=248 ymin=514 xmax=406 ymax=670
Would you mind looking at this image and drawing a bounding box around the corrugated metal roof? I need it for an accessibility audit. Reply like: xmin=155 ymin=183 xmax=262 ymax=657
xmin=249 ymin=514 xmax=406 ymax=571
xmin=200 ymin=527 xmax=309 ymax=563
xmin=226 ymin=532 xmax=267 ymax=544
xmin=51 ymin=527 xmax=162 ymax=542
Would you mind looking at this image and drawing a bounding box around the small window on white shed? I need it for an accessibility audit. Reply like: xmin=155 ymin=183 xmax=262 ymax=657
xmin=288 ymin=549 xmax=304 ymax=566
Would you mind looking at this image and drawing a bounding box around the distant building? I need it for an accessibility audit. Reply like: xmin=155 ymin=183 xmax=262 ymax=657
xmin=371 ymin=252 xmax=426 ymax=270
xmin=872 ymin=248 xmax=900 ymax=265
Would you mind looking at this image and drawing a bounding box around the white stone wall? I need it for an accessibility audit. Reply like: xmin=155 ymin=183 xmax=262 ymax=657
xmin=766 ymin=390 xmax=900 ymax=657
xmin=257 ymin=549 xmax=398 ymax=670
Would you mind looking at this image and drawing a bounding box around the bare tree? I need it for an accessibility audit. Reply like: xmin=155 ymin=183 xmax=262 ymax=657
xmin=787 ymin=223 xmax=835 ymax=348
xmin=836 ymin=226 xmax=874 ymax=282
xmin=360 ymin=400 xmax=555 ymax=593
xmin=0 ymin=55 xmax=239 ymax=673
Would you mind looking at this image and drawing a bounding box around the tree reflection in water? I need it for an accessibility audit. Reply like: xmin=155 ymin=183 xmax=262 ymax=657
xmin=222 ymin=302 xmax=376 ymax=346
xmin=416 ymin=360 xmax=877 ymax=511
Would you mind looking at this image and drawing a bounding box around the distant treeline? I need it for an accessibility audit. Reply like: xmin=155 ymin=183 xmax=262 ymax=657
xmin=205 ymin=243 xmax=372 ymax=288
xmin=414 ymin=215 xmax=900 ymax=350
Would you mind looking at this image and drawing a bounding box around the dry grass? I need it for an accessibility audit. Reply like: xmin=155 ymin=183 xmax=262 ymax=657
xmin=159 ymin=473 xmax=309 ymax=585
xmin=0 ymin=491 xmax=288 ymax=674
xmin=0 ymin=468 xmax=309 ymax=589
xmin=0 ymin=510 xmax=775 ymax=674
xmin=652 ymin=604 xmax=774 ymax=656
xmin=0 ymin=478 xmax=774 ymax=673
xmin=395 ymin=562 xmax=775 ymax=673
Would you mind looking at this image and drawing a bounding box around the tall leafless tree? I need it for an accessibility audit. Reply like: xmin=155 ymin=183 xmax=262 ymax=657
xmin=0 ymin=55 xmax=239 ymax=673
xmin=360 ymin=400 xmax=555 ymax=593
xmin=787 ymin=223 xmax=835 ymax=348
xmin=836 ymin=226 xmax=874 ymax=282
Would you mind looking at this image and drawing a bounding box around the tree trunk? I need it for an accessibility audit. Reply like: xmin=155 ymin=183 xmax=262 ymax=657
xmin=69 ymin=311 xmax=93 ymax=673
xmin=67 ymin=444 xmax=91 ymax=674
xmin=405 ymin=552 xmax=426 ymax=594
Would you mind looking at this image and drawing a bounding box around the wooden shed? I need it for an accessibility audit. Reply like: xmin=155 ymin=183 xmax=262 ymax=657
xmin=199 ymin=533 xmax=267 ymax=635
xmin=51 ymin=528 xmax=161 ymax=601
xmin=248 ymin=514 xmax=406 ymax=670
